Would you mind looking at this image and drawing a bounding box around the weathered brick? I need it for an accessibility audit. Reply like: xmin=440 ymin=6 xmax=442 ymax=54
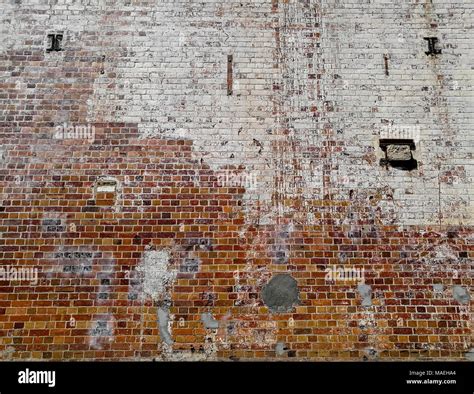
xmin=0 ymin=0 xmax=472 ymax=362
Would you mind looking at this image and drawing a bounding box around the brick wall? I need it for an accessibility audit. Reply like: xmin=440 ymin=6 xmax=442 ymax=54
xmin=0 ymin=0 xmax=472 ymax=360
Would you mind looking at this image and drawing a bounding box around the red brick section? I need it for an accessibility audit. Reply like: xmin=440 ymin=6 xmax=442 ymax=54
xmin=0 ymin=124 xmax=472 ymax=360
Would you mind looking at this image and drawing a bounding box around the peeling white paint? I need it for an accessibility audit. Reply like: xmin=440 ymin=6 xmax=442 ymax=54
xmin=136 ymin=250 xmax=176 ymax=301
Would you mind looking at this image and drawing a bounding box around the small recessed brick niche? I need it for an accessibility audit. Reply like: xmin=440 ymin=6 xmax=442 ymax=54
xmin=379 ymin=139 xmax=418 ymax=171
xmin=94 ymin=177 xmax=118 ymax=206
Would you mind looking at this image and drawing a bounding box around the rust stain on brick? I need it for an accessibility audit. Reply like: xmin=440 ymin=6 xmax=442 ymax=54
xmin=227 ymin=54 xmax=233 ymax=96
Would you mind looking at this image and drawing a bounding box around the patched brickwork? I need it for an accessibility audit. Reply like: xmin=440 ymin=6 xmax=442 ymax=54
xmin=0 ymin=0 xmax=472 ymax=361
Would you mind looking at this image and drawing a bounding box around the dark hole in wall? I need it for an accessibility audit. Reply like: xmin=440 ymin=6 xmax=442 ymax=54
xmin=381 ymin=158 xmax=418 ymax=171
xmin=379 ymin=139 xmax=418 ymax=171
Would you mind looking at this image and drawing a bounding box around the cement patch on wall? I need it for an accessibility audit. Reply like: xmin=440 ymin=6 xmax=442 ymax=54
xmin=261 ymin=274 xmax=300 ymax=313
xmin=136 ymin=250 xmax=176 ymax=301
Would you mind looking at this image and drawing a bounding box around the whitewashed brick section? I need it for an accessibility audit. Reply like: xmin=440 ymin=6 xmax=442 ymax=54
xmin=1 ymin=0 xmax=472 ymax=226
